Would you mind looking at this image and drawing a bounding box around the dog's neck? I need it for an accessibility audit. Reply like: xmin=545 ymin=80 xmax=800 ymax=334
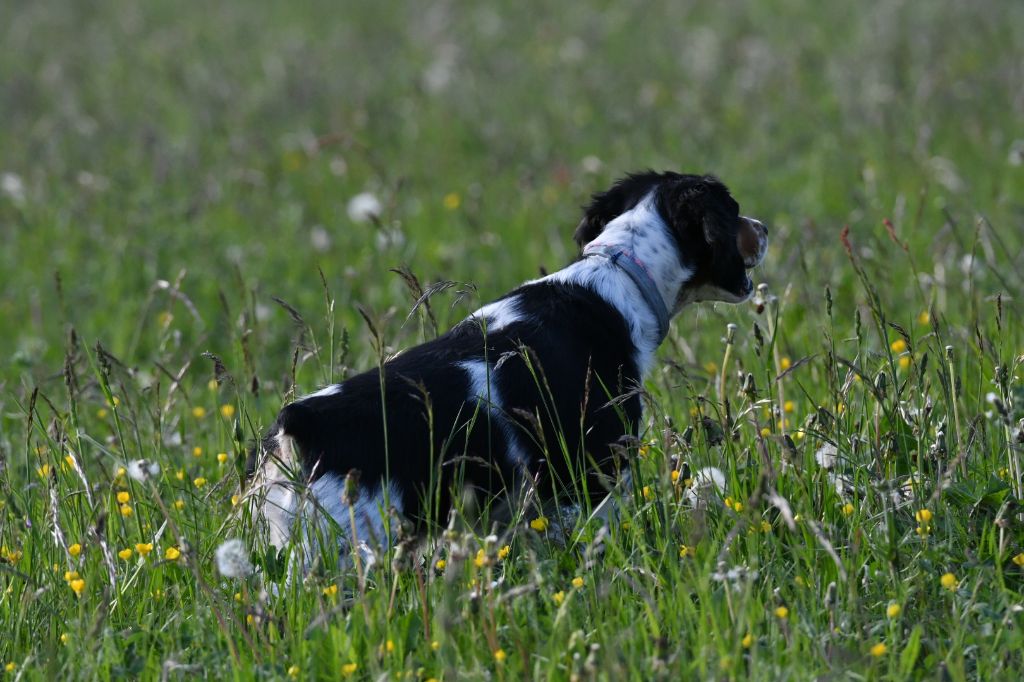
xmin=539 ymin=198 xmax=692 ymax=376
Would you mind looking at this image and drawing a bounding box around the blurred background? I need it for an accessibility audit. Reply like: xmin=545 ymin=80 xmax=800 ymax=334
xmin=1 ymin=0 xmax=1021 ymax=393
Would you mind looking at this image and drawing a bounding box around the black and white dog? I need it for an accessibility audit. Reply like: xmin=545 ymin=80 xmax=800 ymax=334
xmin=246 ymin=171 xmax=767 ymax=559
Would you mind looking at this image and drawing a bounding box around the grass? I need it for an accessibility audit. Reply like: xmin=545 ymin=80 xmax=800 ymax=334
xmin=2 ymin=0 xmax=1024 ymax=678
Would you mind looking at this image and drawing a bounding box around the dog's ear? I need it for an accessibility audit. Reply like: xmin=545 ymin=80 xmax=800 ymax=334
xmin=574 ymin=172 xmax=662 ymax=249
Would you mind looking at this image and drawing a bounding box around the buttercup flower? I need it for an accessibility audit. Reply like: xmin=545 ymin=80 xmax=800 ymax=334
xmin=135 ymin=543 xmax=153 ymax=557
xmin=68 ymin=543 xmax=82 ymax=557
xmin=940 ymin=572 xmax=957 ymax=591
xmin=118 ymin=548 xmax=133 ymax=561
xmin=530 ymin=517 xmax=549 ymax=532
xmin=165 ymin=547 xmax=181 ymax=561
xmin=870 ymin=642 xmax=888 ymax=657
xmin=493 ymin=649 xmax=506 ymax=664
xmin=220 ymin=404 xmax=235 ymax=419
xmin=571 ymin=576 xmax=585 ymax=589
xmin=774 ymin=606 xmax=789 ymax=619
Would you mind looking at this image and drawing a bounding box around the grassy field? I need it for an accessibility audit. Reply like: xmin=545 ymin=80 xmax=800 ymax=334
xmin=2 ymin=0 xmax=1024 ymax=678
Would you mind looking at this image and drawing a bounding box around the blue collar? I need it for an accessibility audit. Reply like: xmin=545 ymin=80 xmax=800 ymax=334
xmin=582 ymin=243 xmax=671 ymax=343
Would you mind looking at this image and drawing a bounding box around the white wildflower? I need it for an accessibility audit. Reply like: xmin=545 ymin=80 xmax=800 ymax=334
xmin=215 ymin=538 xmax=254 ymax=579
xmin=346 ymin=192 xmax=382 ymax=223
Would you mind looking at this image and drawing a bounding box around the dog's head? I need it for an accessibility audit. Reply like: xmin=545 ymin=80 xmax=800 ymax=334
xmin=574 ymin=171 xmax=768 ymax=306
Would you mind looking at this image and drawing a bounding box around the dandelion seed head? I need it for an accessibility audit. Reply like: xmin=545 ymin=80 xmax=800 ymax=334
xmin=215 ymin=538 xmax=253 ymax=578
xmin=347 ymin=192 xmax=382 ymax=223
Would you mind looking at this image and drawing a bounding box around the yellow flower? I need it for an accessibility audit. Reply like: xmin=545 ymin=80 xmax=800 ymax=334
xmin=217 ymin=452 xmax=229 ymax=464
xmin=780 ymin=357 xmax=792 ymax=371
xmin=642 ymin=486 xmax=654 ymax=501
xmin=64 ymin=455 xmax=76 ymax=469
xmin=135 ymin=543 xmax=153 ymax=557
xmin=117 ymin=491 xmax=130 ymax=504
xmin=552 ymin=590 xmax=565 ymax=605
xmin=64 ymin=570 xmax=79 ymax=582
xmin=899 ymin=356 xmax=911 ymax=370
xmin=760 ymin=520 xmax=772 ymax=533
xmin=886 ymin=602 xmax=902 ymax=618
xmin=323 ymin=585 xmax=338 ymax=597
xmin=704 ymin=361 xmax=718 ymax=374
xmin=842 ymin=503 xmax=855 ymax=516
xmin=724 ymin=497 xmax=734 ymax=510
xmin=571 ymin=576 xmax=584 ymax=589
xmin=176 ymin=469 xmax=186 ymax=481
xmin=870 ymin=642 xmax=888 ymax=657
xmin=97 ymin=408 xmax=108 ymax=419
xmin=493 ymin=649 xmax=506 ymax=664
xmin=679 ymin=544 xmax=695 ymax=558
xmin=940 ymin=572 xmax=957 ymax=591
xmin=474 ymin=549 xmax=487 ymax=568
xmin=670 ymin=469 xmax=680 ymax=483
xmin=59 ymin=633 xmax=69 ymax=645
xmin=741 ymin=633 xmax=753 ymax=649
xmin=193 ymin=447 xmax=203 ymax=458
xmin=37 ymin=464 xmax=51 ymax=478
xmin=115 ymin=466 xmax=127 ymax=479
xmin=69 ymin=578 xmax=86 ymax=596
xmin=4 ymin=662 xmax=15 ymax=672
xmin=231 ymin=494 xmax=240 ymax=506
xmin=774 ymin=606 xmax=789 ymax=619
xmin=341 ymin=663 xmax=358 ymax=676
xmin=220 ymin=404 xmax=236 ymax=419
xmin=733 ymin=501 xmax=744 ymax=513
xmin=890 ymin=339 xmax=907 ymax=353
xmin=287 ymin=665 xmax=300 ymax=679
xmin=68 ymin=543 xmax=82 ymax=557
xmin=193 ymin=477 xmax=207 ymax=488
xmin=165 ymin=547 xmax=181 ymax=561
xmin=915 ymin=508 xmax=933 ymax=523
xmin=435 ymin=559 xmax=446 ymax=571
xmin=498 ymin=545 xmax=510 ymax=560
xmin=530 ymin=516 xmax=549 ymax=532
xmin=1013 ymin=553 xmax=1024 ymax=567
xmin=1 ymin=544 xmax=23 ymax=561
xmin=443 ymin=192 xmax=461 ymax=210
xmin=191 ymin=406 xmax=207 ymax=419
xmin=174 ymin=499 xmax=185 ymax=510
xmin=918 ymin=311 xmax=930 ymax=325
xmin=385 ymin=639 xmax=395 ymax=653
xmin=784 ymin=400 xmax=795 ymax=413
xmin=118 ymin=548 xmax=133 ymax=560
xmin=208 ymin=379 xmax=218 ymax=391
xmin=760 ymin=427 xmax=771 ymax=437
xmin=119 ymin=504 xmax=133 ymax=517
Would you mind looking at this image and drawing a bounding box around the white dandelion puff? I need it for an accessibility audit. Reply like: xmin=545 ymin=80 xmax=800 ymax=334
xmin=684 ymin=466 xmax=727 ymax=508
xmin=215 ymin=538 xmax=254 ymax=579
xmin=814 ymin=444 xmax=838 ymax=470
xmin=127 ymin=459 xmax=161 ymax=482
xmin=346 ymin=192 xmax=382 ymax=223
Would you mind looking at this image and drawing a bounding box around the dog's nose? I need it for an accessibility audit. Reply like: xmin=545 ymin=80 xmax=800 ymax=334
xmin=745 ymin=217 xmax=767 ymax=235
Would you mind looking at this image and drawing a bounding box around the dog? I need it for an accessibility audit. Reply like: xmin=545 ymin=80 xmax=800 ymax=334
xmin=246 ymin=171 xmax=768 ymax=562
